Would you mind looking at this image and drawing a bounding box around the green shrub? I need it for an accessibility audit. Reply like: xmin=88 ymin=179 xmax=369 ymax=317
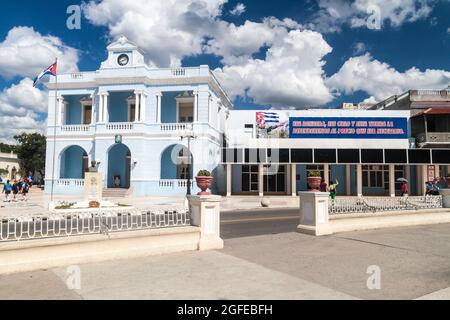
xmin=308 ymin=170 xmax=321 ymax=178
xmin=197 ymin=170 xmax=211 ymax=177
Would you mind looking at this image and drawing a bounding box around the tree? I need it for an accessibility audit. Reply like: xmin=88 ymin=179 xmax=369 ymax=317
xmin=13 ymin=133 xmax=46 ymax=178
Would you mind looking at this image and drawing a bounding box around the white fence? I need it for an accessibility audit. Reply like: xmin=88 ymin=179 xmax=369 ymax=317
xmin=159 ymin=179 xmax=194 ymax=188
xmin=56 ymin=179 xmax=84 ymax=187
xmin=329 ymin=196 xmax=443 ymax=215
xmin=0 ymin=208 xmax=190 ymax=242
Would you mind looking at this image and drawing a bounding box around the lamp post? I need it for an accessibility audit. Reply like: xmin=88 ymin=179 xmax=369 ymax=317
xmin=181 ymin=125 xmax=196 ymax=196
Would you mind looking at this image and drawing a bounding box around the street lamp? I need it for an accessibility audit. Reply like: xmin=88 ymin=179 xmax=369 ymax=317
xmin=181 ymin=125 xmax=196 ymax=196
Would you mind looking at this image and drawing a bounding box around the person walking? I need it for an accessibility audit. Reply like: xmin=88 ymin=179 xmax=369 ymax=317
xmin=401 ymin=182 xmax=409 ymax=196
xmin=12 ymin=180 xmax=19 ymax=202
xmin=2 ymin=180 xmax=12 ymax=202
xmin=328 ymin=179 xmax=339 ymax=201
xmin=21 ymin=181 xmax=30 ymax=202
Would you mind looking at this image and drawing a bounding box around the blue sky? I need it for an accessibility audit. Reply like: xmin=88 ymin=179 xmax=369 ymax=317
xmin=0 ymin=0 xmax=450 ymax=141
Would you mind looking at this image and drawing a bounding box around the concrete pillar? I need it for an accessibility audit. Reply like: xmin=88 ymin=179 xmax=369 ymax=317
xmin=90 ymin=94 xmax=95 ymax=125
xmin=98 ymin=94 xmax=104 ymax=123
xmin=141 ymin=93 xmax=146 ymax=122
xmin=417 ymin=165 xmax=428 ymax=196
xmin=324 ymin=164 xmax=330 ymax=186
xmin=346 ymin=164 xmax=351 ymax=196
xmin=258 ymin=164 xmax=264 ymax=197
xmin=435 ymin=165 xmax=440 ymax=179
xmin=389 ymin=164 xmax=395 ymax=197
xmin=291 ymin=164 xmax=297 ymax=197
xmin=194 ymin=91 xmax=198 ymax=123
xmin=226 ymin=164 xmax=232 ymax=197
xmin=188 ymin=195 xmax=224 ymax=250
xmin=103 ymin=93 xmax=109 ymax=123
xmin=56 ymin=97 xmax=63 ymax=125
xmin=297 ymin=192 xmax=332 ymax=236
xmin=356 ymin=164 xmax=363 ymax=197
xmin=156 ymin=92 xmax=162 ymax=123
xmin=135 ymin=91 xmax=141 ymax=122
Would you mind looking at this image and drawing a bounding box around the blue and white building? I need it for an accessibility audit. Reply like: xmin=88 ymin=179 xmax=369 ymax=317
xmin=45 ymin=37 xmax=450 ymax=198
xmin=45 ymin=36 xmax=231 ymax=197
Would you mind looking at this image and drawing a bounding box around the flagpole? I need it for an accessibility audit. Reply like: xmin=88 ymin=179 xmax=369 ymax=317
xmin=50 ymin=58 xmax=58 ymax=204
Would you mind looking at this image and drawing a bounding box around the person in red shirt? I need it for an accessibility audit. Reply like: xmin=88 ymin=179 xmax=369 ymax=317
xmin=401 ymin=182 xmax=409 ymax=196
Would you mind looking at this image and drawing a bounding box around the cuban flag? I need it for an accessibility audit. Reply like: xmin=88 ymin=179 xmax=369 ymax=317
xmin=33 ymin=61 xmax=57 ymax=87
xmin=256 ymin=112 xmax=280 ymax=129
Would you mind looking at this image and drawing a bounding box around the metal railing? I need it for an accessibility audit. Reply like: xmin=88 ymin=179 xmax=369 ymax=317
xmin=329 ymin=196 xmax=443 ymax=215
xmin=0 ymin=208 xmax=191 ymax=243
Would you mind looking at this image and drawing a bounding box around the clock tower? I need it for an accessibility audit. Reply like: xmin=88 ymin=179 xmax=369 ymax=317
xmin=100 ymin=36 xmax=146 ymax=69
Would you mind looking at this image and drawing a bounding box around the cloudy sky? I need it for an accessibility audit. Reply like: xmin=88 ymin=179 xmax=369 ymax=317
xmin=1 ymin=0 xmax=450 ymax=142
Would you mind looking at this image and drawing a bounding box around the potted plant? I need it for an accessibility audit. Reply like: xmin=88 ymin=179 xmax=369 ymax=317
xmin=195 ymin=170 xmax=213 ymax=195
xmin=307 ymin=170 xmax=322 ymax=191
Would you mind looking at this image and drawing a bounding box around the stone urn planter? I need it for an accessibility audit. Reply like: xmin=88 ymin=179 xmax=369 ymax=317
xmin=195 ymin=170 xmax=213 ymax=196
xmin=307 ymin=171 xmax=322 ymax=192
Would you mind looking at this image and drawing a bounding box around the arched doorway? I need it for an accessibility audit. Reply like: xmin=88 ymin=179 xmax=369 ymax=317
xmin=160 ymin=144 xmax=193 ymax=180
xmin=107 ymin=144 xmax=131 ymax=188
xmin=60 ymin=146 xmax=89 ymax=179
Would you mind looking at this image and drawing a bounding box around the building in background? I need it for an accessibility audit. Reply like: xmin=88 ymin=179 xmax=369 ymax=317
xmin=0 ymin=151 xmax=20 ymax=181
xmin=44 ymin=36 xmax=232 ymax=197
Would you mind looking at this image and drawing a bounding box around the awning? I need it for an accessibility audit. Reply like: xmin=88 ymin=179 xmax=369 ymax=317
xmin=412 ymin=108 xmax=450 ymax=118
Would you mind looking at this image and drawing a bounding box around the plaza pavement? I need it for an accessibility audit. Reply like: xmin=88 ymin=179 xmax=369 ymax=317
xmin=0 ymin=190 xmax=298 ymax=217
xmin=2 ymin=222 xmax=450 ymax=300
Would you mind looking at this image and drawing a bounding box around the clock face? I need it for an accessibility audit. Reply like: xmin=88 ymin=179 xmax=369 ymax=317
xmin=118 ymin=54 xmax=129 ymax=66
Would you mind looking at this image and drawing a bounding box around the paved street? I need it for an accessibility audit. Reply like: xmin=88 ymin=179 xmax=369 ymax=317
xmin=1 ymin=208 xmax=450 ymax=300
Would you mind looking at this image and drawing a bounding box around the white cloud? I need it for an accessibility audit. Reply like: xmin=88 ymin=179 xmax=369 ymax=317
xmin=83 ymin=0 xmax=227 ymax=67
xmin=214 ymin=30 xmax=334 ymax=107
xmin=0 ymin=26 xmax=79 ymax=79
xmin=327 ymin=53 xmax=450 ymax=102
xmin=0 ymin=78 xmax=47 ymax=143
xmin=230 ymin=3 xmax=246 ymax=16
xmin=311 ymin=0 xmax=435 ymax=33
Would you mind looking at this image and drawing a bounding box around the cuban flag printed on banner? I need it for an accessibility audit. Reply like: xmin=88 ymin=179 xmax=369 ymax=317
xmin=33 ymin=62 xmax=57 ymax=87
xmin=256 ymin=112 xmax=280 ymax=129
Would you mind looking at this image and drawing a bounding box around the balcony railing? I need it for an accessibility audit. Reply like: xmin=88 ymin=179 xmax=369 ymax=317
xmin=61 ymin=124 xmax=91 ymax=133
xmin=160 ymin=123 xmax=190 ymax=132
xmin=106 ymin=122 xmax=134 ymax=131
xmin=416 ymin=132 xmax=450 ymax=145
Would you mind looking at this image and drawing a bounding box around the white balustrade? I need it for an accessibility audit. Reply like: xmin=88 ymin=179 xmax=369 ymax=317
xmin=61 ymin=125 xmax=90 ymax=133
xmin=159 ymin=180 xmax=193 ymax=188
xmin=106 ymin=122 xmax=134 ymax=131
xmin=160 ymin=123 xmax=188 ymax=132
xmin=171 ymin=68 xmax=186 ymax=76
xmin=56 ymin=179 xmax=85 ymax=187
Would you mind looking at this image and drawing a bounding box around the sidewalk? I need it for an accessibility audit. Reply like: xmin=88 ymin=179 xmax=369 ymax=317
xmin=0 ymin=192 xmax=298 ymax=217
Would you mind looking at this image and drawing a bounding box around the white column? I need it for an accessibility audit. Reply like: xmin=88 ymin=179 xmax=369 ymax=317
xmin=356 ymin=164 xmax=363 ymax=197
xmin=57 ymin=96 xmax=64 ymax=125
xmin=208 ymin=94 xmax=212 ymax=124
xmin=104 ymin=93 xmax=109 ymax=123
xmin=194 ymin=91 xmax=198 ymax=123
xmin=156 ymin=92 xmax=162 ymax=123
xmin=98 ymin=94 xmax=104 ymax=123
xmin=389 ymin=164 xmax=395 ymax=197
xmin=291 ymin=164 xmax=297 ymax=197
xmin=346 ymin=164 xmax=351 ymax=196
xmin=258 ymin=164 xmax=264 ymax=197
xmin=226 ymin=164 xmax=232 ymax=197
xmin=90 ymin=94 xmax=95 ymax=125
xmin=141 ymin=93 xmax=146 ymax=122
xmin=324 ymin=164 xmax=330 ymax=186
xmin=435 ymin=165 xmax=440 ymax=179
xmin=135 ymin=91 xmax=141 ymax=122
